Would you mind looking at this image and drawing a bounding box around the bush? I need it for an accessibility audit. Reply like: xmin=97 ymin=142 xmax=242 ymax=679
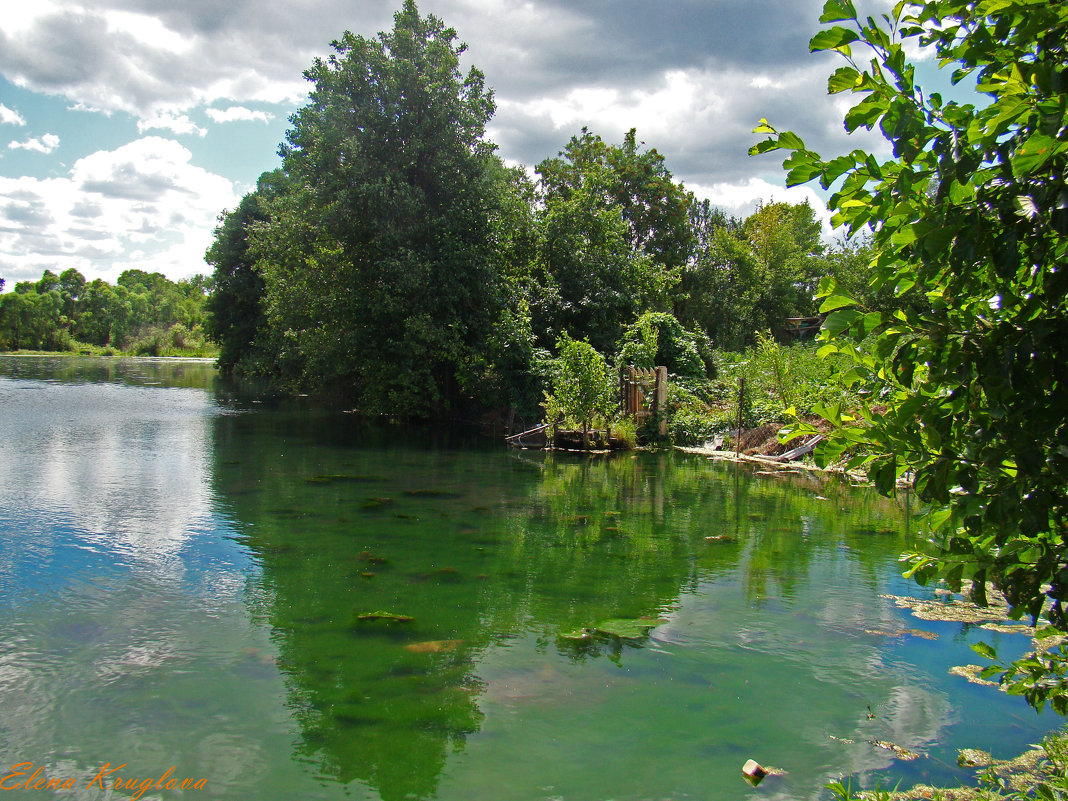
xmin=617 ymin=311 xmax=712 ymax=378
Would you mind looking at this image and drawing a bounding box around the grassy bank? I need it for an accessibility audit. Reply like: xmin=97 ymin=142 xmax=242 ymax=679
xmin=1 ymin=323 xmax=219 ymax=359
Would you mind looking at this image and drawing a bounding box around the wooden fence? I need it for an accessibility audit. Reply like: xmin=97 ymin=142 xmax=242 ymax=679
xmin=621 ymin=366 xmax=667 ymax=436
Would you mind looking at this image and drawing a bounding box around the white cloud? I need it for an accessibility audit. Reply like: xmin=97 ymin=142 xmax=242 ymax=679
xmin=102 ymin=9 xmax=194 ymax=55
xmin=137 ymin=111 xmax=206 ymax=137
xmin=0 ymin=137 xmax=238 ymax=284
xmin=8 ymin=133 xmax=60 ymax=153
xmin=206 ymin=106 xmax=273 ymax=124
xmin=0 ymin=103 xmax=26 ymax=126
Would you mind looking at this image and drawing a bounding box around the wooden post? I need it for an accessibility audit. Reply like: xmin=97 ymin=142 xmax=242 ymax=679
xmin=735 ymin=377 xmax=745 ymax=458
xmin=655 ymin=366 xmax=668 ymax=437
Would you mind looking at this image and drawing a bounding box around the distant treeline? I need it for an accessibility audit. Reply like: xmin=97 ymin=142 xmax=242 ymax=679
xmin=0 ymin=268 xmax=215 ymax=356
xmin=203 ymin=1 xmax=907 ymax=420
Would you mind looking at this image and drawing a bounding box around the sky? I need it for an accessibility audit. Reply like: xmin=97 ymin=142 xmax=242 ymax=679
xmin=0 ymin=0 xmax=933 ymax=287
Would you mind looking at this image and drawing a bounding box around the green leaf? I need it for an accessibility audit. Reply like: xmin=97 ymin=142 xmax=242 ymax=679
xmin=828 ymin=66 xmax=861 ymax=93
xmin=784 ymin=149 xmax=823 ymax=186
xmin=819 ymin=0 xmax=857 ymax=22
xmin=778 ymin=131 xmax=806 ymax=150
xmin=819 ymin=294 xmax=860 ymax=313
xmin=844 ymin=96 xmax=888 ymax=132
xmin=1013 ymin=194 xmax=1039 ymax=219
xmin=748 ymin=138 xmax=783 ymax=156
xmin=821 ymin=154 xmax=856 ymax=187
xmin=786 ymin=163 xmax=823 ymax=187
xmin=823 ymin=308 xmax=861 ymax=336
xmin=1012 ymin=133 xmax=1065 ymax=177
xmin=809 ymin=26 xmax=860 ymax=53
xmin=971 ymin=642 xmax=998 ymax=660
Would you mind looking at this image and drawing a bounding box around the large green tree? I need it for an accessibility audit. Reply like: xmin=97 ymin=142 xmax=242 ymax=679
xmin=676 ymin=200 xmax=827 ymax=349
xmin=531 ymin=129 xmax=683 ymax=353
xmin=251 ymin=0 xmax=500 ymax=416
xmin=756 ymin=0 xmax=1068 ymax=709
xmin=537 ymin=128 xmax=694 ymax=272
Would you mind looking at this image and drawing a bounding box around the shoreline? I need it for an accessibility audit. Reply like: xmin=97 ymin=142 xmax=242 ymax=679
xmin=0 ymin=351 xmax=217 ymax=363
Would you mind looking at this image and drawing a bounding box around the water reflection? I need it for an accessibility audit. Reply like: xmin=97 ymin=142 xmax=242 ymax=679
xmin=208 ymin=406 xmax=992 ymax=801
xmin=0 ymin=360 xmax=223 ymax=584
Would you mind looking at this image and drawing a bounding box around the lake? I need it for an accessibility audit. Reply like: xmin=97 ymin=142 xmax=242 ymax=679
xmin=0 ymin=356 xmax=1054 ymax=800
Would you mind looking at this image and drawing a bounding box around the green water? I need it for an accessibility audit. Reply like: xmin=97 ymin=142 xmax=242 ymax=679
xmin=0 ymin=356 xmax=1054 ymax=801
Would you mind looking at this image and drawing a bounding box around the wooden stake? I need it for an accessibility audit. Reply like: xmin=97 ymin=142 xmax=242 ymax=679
xmin=736 ymin=377 xmax=745 ymax=458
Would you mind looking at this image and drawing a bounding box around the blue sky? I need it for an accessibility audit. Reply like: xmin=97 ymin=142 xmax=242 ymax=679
xmin=0 ymin=0 xmax=955 ymax=288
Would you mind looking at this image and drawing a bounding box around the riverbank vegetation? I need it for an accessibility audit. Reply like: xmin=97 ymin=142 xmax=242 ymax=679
xmin=0 ymin=268 xmax=217 ymax=357
xmin=200 ymin=0 xmax=898 ymax=427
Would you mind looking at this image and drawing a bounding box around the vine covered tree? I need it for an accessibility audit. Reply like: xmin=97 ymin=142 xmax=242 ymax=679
xmin=755 ymin=0 xmax=1068 ymax=709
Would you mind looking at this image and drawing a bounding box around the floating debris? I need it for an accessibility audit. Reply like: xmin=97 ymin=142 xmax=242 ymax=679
xmin=949 ymin=664 xmax=1002 ymax=688
xmin=869 ymin=740 xmax=921 ymax=760
xmin=879 ymin=593 xmax=1011 ymax=624
xmin=558 ymin=617 xmax=665 ymax=642
xmin=829 ymin=735 xmax=856 ymax=744
xmin=404 ymin=639 xmax=463 ymax=654
xmin=558 ymin=628 xmax=593 ymax=641
xmin=360 ymin=571 xmax=375 ymax=579
xmin=980 ymin=622 xmax=1034 ymax=635
xmin=355 ymin=611 xmax=415 ymax=623
xmin=958 ymin=748 xmax=993 ymax=768
xmin=358 ymin=551 xmax=389 ymax=565
xmin=1034 ymin=634 xmax=1068 ymax=654
xmin=358 ymin=497 xmax=393 ymax=510
xmin=904 ymin=628 xmax=939 ymax=640
xmin=705 ymin=535 xmax=735 ymax=543
xmin=866 ymin=705 xmax=876 ymax=720
xmin=591 ymin=618 xmax=665 ymax=639
xmin=741 ymin=759 xmax=767 ymax=786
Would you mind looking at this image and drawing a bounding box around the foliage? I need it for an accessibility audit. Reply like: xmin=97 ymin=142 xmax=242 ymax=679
xmin=247 ymin=0 xmax=500 ymax=415
xmin=826 ymin=778 xmax=896 ymax=801
xmin=537 ymin=127 xmax=694 ymax=273
xmin=662 ymin=381 xmax=719 ymax=445
xmin=616 ymin=311 xmax=711 ymax=378
xmin=656 ymin=341 xmax=858 ymax=446
xmin=543 ymin=334 xmax=617 ymax=443
xmin=205 ymin=170 xmax=281 ymax=372
xmin=754 ymin=0 xmax=1068 ymax=707
xmin=676 ymin=200 xmax=828 ymax=350
xmin=531 ymin=130 xmax=681 ymax=354
xmin=0 ymin=267 xmax=213 ymax=356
